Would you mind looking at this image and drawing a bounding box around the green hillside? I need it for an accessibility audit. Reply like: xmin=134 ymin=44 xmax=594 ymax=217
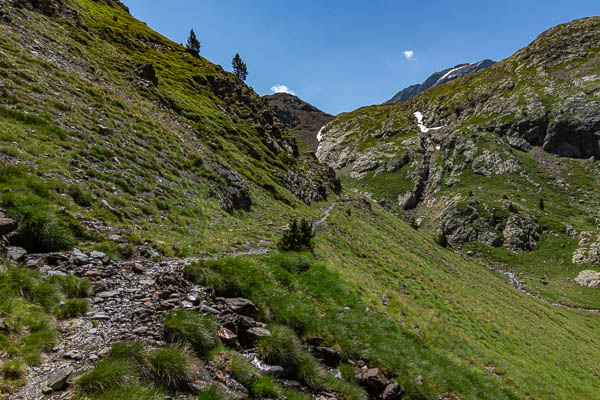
xmin=0 ymin=2 xmax=599 ymax=400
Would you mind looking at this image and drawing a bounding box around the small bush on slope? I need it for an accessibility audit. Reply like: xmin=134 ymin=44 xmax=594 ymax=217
xmin=162 ymin=309 xmax=218 ymax=356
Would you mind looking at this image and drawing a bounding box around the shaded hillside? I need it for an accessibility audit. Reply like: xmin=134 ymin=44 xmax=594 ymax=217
xmin=264 ymin=93 xmax=333 ymax=153
xmin=386 ymin=59 xmax=495 ymax=103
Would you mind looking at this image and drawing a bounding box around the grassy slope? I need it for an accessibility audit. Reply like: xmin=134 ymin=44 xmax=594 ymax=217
xmin=321 ymin=17 xmax=600 ymax=310
xmin=316 ymin=195 xmax=600 ymax=399
xmin=0 ymin=3 xmax=599 ymax=399
xmin=0 ymin=0 xmax=323 ymax=258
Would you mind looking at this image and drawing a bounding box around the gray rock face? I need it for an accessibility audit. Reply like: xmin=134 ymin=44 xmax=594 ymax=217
xmin=572 ymin=233 xmax=600 ymax=265
xmin=386 ymin=59 xmax=496 ymax=103
xmin=502 ymin=214 xmax=542 ymax=252
xmin=574 ymin=270 xmax=600 ymax=288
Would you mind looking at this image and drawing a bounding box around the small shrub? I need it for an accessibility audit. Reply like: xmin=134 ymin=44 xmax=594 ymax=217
xmin=146 ymin=346 xmax=192 ymax=390
xmin=539 ymin=198 xmax=545 ymax=211
xmin=108 ymin=341 xmax=147 ymax=366
xmin=163 ymin=309 xmax=218 ymax=355
xmin=197 ymin=385 xmax=223 ymax=400
xmin=47 ymin=275 xmax=92 ymax=298
xmin=251 ymin=375 xmax=280 ymax=397
xmin=77 ymin=359 xmax=137 ymax=393
xmin=508 ymin=203 xmax=519 ymax=213
xmin=69 ymin=184 xmax=93 ymax=207
xmin=257 ymin=325 xmax=304 ymax=373
xmin=56 ymin=298 xmax=90 ymax=319
xmin=11 ymin=207 xmax=75 ymax=252
xmin=2 ymin=359 xmax=25 ymax=379
xmin=277 ymin=218 xmax=315 ymax=252
xmin=436 ymin=231 xmax=449 ymax=248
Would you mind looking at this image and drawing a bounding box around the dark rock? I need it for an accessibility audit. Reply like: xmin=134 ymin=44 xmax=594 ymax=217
xmin=360 ymin=368 xmax=388 ymax=392
xmin=240 ymin=327 xmax=271 ymax=343
xmin=132 ymin=262 xmax=144 ymax=274
xmin=44 ymin=367 xmax=73 ymax=392
xmin=224 ymin=298 xmax=258 ymax=316
xmin=306 ymin=336 xmax=324 ymax=346
xmin=0 ymin=217 xmax=17 ymax=235
xmin=313 ymin=346 xmax=341 ymax=367
xmin=205 ymin=161 xmax=252 ymax=214
xmin=382 ymin=382 xmax=405 ymax=400
xmin=7 ymin=246 xmax=27 ymax=261
xmin=218 ymin=327 xmax=237 ymax=345
xmin=137 ymin=62 xmax=158 ymax=85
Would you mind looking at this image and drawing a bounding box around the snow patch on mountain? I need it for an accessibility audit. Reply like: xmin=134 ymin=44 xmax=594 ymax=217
xmin=414 ymin=112 xmax=444 ymax=133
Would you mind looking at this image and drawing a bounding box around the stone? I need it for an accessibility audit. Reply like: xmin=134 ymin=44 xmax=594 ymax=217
xmin=63 ymin=349 xmax=83 ymax=360
xmin=361 ymin=368 xmax=388 ymax=392
xmin=382 ymin=382 xmax=405 ymax=400
xmin=44 ymin=367 xmax=73 ymax=391
xmin=97 ymin=290 xmax=119 ymax=298
xmin=132 ymin=262 xmax=144 ymax=274
xmin=0 ymin=217 xmax=17 ymax=235
xmin=313 ymin=346 xmax=341 ymax=367
xmin=217 ymin=327 xmax=238 ymax=345
xmin=224 ymin=297 xmax=259 ymax=316
xmin=7 ymin=246 xmax=27 ymax=261
xmin=574 ymin=270 xmax=600 ymax=288
xmin=241 ymin=327 xmax=271 ymax=343
xmin=502 ymin=214 xmax=542 ymax=252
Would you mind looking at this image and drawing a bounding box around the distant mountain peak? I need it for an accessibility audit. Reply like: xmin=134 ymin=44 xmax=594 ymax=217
xmin=386 ymin=59 xmax=496 ymax=103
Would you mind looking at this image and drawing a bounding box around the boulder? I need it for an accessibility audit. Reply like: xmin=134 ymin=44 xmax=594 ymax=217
xmin=43 ymin=367 xmax=73 ymax=392
xmin=0 ymin=217 xmax=17 ymax=235
xmin=502 ymin=214 xmax=542 ymax=252
xmin=240 ymin=327 xmax=271 ymax=344
xmin=313 ymin=346 xmax=341 ymax=367
xmin=7 ymin=246 xmax=27 ymax=261
xmin=217 ymin=327 xmax=238 ymax=345
xmin=574 ymin=270 xmax=600 ymax=288
xmin=382 ymin=382 xmax=405 ymax=400
xmin=224 ymin=298 xmax=258 ymax=316
xmin=360 ymin=368 xmax=388 ymax=392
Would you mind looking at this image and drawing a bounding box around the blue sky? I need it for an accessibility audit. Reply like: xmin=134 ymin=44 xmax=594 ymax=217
xmin=123 ymin=1 xmax=598 ymax=114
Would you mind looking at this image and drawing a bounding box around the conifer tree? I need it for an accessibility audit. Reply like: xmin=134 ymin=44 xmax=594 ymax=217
xmin=186 ymin=29 xmax=200 ymax=56
xmin=232 ymin=53 xmax=248 ymax=81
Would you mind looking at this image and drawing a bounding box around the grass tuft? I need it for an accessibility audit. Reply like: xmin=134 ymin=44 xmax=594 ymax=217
xmin=146 ymin=346 xmax=192 ymax=390
xmin=162 ymin=309 xmax=218 ymax=356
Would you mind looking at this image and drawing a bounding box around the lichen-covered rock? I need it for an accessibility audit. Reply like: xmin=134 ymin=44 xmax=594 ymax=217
xmin=472 ymin=149 xmax=522 ymax=177
xmin=502 ymin=214 xmax=542 ymax=252
xmin=574 ymin=270 xmax=600 ymax=288
xmin=572 ymin=233 xmax=600 ymax=265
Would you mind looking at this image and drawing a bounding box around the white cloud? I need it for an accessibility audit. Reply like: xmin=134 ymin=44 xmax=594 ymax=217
xmin=271 ymin=84 xmax=295 ymax=95
xmin=403 ymin=50 xmax=415 ymax=61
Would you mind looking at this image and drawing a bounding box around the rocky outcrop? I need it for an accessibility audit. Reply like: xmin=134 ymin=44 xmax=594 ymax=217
xmin=502 ymin=214 xmax=542 ymax=252
xmin=264 ymin=93 xmax=334 ymax=153
xmin=574 ymin=270 xmax=600 ymax=288
xmin=572 ymin=232 xmax=600 ymax=265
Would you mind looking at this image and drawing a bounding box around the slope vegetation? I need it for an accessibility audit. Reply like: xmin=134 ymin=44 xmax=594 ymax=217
xmin=317 ymin=16 xmax=600 ymax=309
